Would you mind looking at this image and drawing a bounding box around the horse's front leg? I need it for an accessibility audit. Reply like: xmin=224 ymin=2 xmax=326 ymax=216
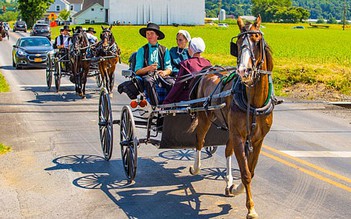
xmin=233 ymin=140 xmax=258 ymax=219
xmin=225 ymin=136 xmax=245 ymax=197
xmin=81 ymin=67 xmax=88 ymax=98
xmin=189 ymin=112 xmax=211 ymax=175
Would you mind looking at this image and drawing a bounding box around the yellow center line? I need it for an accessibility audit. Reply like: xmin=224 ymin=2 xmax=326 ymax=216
xmin=261 ymin=151 xmax=351 ymax=193
xmin=263 ymin=145 xmax=351 ymax=184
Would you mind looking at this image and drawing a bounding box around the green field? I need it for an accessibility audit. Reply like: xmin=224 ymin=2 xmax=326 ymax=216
xmin=51 ymin=22 xmax=351 ymax=97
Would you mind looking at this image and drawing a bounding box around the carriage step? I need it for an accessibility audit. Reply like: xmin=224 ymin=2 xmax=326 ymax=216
xmin=113 ymin=120 xmax=120 ymax=125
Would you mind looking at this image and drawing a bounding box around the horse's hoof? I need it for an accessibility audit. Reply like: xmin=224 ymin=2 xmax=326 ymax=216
xmin=109 ymin=93 xmax=113 ymax=98
xmin=247 ymin=209 xmax=258 ymax=219
xmin=81 ymin=95 xmax=86 ymax=99
xmin=230 ymin=183 xmax=245 ymax=196
xmin=189 ymin=166 xmax=200 ymax=175
xmin=225 ymin=187 xmax=234 ymax=197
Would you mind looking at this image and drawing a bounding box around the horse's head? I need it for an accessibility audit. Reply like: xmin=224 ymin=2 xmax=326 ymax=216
xmin=100 ymin=25 xmax=115 ymax=50
xmin=98 ymin=25 xmax=120 ymax=59
xmin=71 ymin=31 xmax=88 ymax=56
xmin=235 ymin=15 xmax=270 ymax=86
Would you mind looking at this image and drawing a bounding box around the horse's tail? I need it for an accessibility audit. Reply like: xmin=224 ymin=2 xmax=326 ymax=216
xmin=186 ymin=74 xmax=206 ymax=134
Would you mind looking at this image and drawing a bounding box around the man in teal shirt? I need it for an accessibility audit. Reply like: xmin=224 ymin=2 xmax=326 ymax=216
xmin=135 ymin=23 xmax=173 ymax=106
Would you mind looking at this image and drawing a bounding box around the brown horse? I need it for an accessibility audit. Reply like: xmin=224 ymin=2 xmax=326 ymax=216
xmin=188 ymin=15 xmax=275 ymax=218
xmin=70 ymin=28 xmax=91 ymax=98
xmin=96 ymin=25 xmax=120 ymax=96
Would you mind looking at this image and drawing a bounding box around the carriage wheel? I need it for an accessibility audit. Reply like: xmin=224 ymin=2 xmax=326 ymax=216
xmin=98 ymin=88 xmax=113 ymax=160
xmin=120 ymin=106 xmax=138 ymax=181
xmin=205 ymin=146 xmax=218 ymax=155
xmin=45 ymin=56 xmax=53 ymax=89
xmin=95 ymin=71 xmax=102 ymax=88
xmin=54 ymin=60 xmax=61 ymax=92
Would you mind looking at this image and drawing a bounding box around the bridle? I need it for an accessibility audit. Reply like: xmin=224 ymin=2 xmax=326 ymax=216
xmin=100 ymin=30 xmax=114 ymax=53
xmin=232 ymin=29 xmax=272 ymax=88
xmin=98 ymin=29 xmax=121 ymax=62
xmin=71 ymin=32 xmax=84 ymax=57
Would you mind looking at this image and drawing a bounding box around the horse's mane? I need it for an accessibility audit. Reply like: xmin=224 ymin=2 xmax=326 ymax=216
xmin=262 ymin=41 xmax=273 ymax=71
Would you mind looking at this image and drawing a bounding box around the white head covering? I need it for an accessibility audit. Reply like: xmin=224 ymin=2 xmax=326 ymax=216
xmin=189 ymin=37 xmax=206 ymax=54
xmin=177 ymin=30 xmax=191 ymax=42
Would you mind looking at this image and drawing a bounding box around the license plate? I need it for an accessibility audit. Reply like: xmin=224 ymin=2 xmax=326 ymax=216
xmin=34 ymin=58 xmax=42 ymax=62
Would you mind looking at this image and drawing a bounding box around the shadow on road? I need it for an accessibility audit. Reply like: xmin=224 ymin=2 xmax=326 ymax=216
xmin=23 ymin=86 xmax=96 ymax=103
xmin=0 ymin=65 xmax=15 ymax=70
xmin=45 ymin=152 xmax=238 ymax=218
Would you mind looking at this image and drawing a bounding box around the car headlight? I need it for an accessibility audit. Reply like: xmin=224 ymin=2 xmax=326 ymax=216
xmin=17 ymin=48 xmax=27 ymax=56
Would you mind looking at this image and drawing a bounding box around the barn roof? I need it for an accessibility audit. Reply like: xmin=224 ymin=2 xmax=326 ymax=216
xmin=72 ymin=0 xmax=104 ymax=18
xmin=67 ymin=0 xmax=83 ymax=3
xmin=82 ymin=0 xmax=104 ymax=10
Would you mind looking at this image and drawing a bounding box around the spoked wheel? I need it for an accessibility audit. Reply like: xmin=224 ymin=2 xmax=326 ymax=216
xmin=45 ymin=57 xmax=53 ymax=89
xmin=98 ymin=88 xmax=113 ymax=160
xmin=95 ymin=71 xmax=102 ymax=88
xmin=120 ymin=106 xmax=138 ymax=182
xmin=54 ymin=60 xmax=61 ymax=92
xmin=205 ymin=146 xmax=218 ymax=155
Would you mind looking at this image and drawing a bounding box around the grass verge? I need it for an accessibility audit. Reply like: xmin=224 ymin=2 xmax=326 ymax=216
xmin=0 ymin=71 xmax=10 ymax=92
xmin=0 ymin=143 xmax=11 ymax=155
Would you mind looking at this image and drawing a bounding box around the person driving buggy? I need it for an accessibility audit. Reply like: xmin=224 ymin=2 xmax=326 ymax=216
xmin=86 ymin=27 xmax=98 ymax=44
xmin=135 ymin=23 xmax=174 ymax=106
xmin=54 ymin=25 xmax=71 ymax=49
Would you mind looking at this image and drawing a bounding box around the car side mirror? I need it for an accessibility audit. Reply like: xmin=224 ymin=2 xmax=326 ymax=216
xmin=13 ymin=45 xmax=18 ymax=48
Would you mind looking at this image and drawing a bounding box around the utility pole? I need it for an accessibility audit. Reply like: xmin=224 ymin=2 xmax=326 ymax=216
xmin=342 ymin=0 xmax=346 ymax=30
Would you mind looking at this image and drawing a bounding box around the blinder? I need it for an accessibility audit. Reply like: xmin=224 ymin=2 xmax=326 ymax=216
xmin=230 ymin=36 xmax=238 ymax=57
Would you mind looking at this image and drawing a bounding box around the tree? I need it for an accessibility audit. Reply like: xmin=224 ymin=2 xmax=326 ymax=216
xmin=0 ymin=11 xmax=19 ymax=22
xmin=327 ymin=16 xmax=337 ymax=24
xmin=316 ymin=17 xmax=325 ymax=23
xmin=17 ymin=0 xmax=54 ymax=27
xmin=251 ymin=0 xmax=310 ymax=23
xmin=59 ymin=9 xmax=70 ymax=24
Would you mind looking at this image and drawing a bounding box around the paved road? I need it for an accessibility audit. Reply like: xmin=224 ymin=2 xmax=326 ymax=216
xmin=0 ymin=31 xmax=350 ymax=219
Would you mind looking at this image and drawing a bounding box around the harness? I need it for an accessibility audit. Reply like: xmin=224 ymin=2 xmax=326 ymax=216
xmin=182 ymin=30 xmax=275 ymax=157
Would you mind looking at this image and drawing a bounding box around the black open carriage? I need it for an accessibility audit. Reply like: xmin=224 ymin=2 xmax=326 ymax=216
xmin=98 ymin=68 xmax=233 ymax=182
xmin=45 ymin=48 xmax=103 ymax=92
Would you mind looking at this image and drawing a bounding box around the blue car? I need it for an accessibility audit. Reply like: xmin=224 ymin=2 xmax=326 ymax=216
xmin=12 ymin=36 xmax=54 ymax=69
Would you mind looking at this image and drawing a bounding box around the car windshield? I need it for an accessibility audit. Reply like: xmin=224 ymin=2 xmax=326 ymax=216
xmin=35 ymin=25 xmax=49 ymax=30
xmin=17 ymin=21 xmax=26 ymax=25
xmin=20 ymin=38 xmax=51 ymax=47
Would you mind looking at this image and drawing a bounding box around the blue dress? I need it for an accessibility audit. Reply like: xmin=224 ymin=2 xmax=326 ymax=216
xmin=169 ymin=47 xmax=190 ymax=77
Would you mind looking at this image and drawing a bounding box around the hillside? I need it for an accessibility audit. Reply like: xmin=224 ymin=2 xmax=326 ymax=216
xmin=206 ymin=0 xmax=351 ymax=20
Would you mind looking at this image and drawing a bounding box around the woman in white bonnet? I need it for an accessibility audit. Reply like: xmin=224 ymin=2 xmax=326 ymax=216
xmin=169 ymin=30 xmax=191 ymax=77
xmin=163 ymin=37 xmax=212 ymax=104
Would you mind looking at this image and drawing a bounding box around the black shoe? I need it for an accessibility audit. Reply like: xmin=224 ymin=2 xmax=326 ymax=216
xmin=272 ymin=96 xmax=284 ymax=105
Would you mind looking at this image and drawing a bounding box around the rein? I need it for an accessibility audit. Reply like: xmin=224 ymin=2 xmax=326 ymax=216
xmin=177 ymin=66 xmax=237 ymax=83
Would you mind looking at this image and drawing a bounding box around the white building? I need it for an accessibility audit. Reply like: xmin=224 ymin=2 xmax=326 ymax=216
xmin=72 ymin=0 xmax=105 ymax=24
xmin=46 ymin=0 xmax=83 ymax=23
xmin=105 ymin=0 xmax=205 ymax=25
